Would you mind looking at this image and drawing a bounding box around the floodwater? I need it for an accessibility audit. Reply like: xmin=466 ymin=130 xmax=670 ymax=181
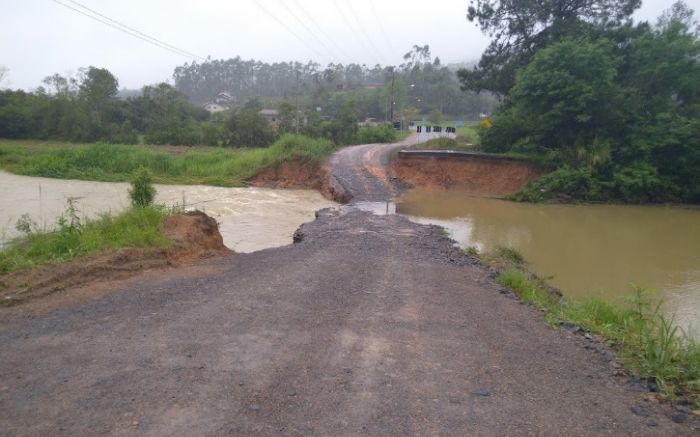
xmin=0 ymin=171 xmax=335 ymax=253
xmin=396 ymin=188 xmax=700 ymax=334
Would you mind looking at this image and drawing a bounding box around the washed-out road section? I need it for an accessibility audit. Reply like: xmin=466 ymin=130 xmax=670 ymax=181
xmin=0 ymin=136 xmax=694 ymax=435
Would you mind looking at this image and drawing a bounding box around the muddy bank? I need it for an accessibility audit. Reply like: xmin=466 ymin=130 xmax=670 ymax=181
xmin=390 ymin=153 xmax=545 ymax=197
xmin=0 ymin=211 xmax=230 ymax=306
xmin=249 ymin=160 xmax=352 ymax=204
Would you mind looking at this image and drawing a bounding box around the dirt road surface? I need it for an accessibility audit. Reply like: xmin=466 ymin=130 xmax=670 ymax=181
xmin=324 ymin=133 xmax=426 ymax=202
xmin=1 ymin=138 xmax=696 ymax=435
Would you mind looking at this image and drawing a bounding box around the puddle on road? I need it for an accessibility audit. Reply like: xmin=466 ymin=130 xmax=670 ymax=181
xmin=0 ymin=171 xmax=335 ymax=253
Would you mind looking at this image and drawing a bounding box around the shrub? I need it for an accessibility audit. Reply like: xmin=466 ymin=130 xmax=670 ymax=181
xmin=129 ymin=167 xmax=156 ymax=207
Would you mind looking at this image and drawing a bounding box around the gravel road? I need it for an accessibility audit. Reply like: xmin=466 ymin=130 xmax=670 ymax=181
xmin=0 ymin=137 xmax=696 ymax=435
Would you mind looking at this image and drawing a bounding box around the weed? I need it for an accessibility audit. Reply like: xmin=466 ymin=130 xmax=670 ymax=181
xmin=0 ymin=135 xmax=335 ymax=187
xmin=495 ymin=267 xmax=700 ymax=405
xmin=464 ymin=245 xmax=480 ymax=257
xmin=129 ymin=167 xmax=157 ymax=207
xmin=0 ymin=202 xmax=170 ymax=274
xmin=494 ymin=246 xmax=525 ymax=265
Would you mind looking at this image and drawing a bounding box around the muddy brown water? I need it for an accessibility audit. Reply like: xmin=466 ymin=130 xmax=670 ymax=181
xmin=395 ymin=188 xmax=700 ymax=334
xmin=0 ymin=171 xmax=335 ymax=253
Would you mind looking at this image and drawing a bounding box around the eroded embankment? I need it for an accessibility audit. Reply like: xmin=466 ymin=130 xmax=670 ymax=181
xmin=0 ymin=211 xmax=230 ymax=306
xmin=249 ymin=159 xmax=352 ymax=203
xmin=390 ymin=153 xmax=546 ymax=197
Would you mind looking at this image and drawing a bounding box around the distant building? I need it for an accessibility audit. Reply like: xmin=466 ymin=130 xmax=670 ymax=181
xmin=203 ymin=102 xmax=226 ymax=113
xmin=215 ymin=91 xmax=235 ymax=104
xmin=359 ymin=117 xmax=379 ymax=126
xmin=259 ymin=108 xmax=280 ymax=124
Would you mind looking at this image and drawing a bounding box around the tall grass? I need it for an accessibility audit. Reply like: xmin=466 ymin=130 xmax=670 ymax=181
xmin=0 ymin=134 xmax=335 ymax=186
xmin=489 ymin=246 xmax=700 ymax=405
xmin=0 ymin=204 xmax=170 ymax=274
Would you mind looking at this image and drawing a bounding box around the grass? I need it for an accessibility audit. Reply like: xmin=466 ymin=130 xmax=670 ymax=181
xmin=0 ymin=203 xmax=171 ymax=274
xmin=0 ymin=134 xmax=335 ymax=187
xmin=483 ymin=245 xmax=700 ymax=406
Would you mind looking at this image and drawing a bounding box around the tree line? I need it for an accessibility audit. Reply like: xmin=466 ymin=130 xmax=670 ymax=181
xmin=0 ymin=66 xmax=398 ymax=147
xmin=462 ymin=0 xmax=700 ymax=203
xmin=172 ymin=47 xmax=498 ymax=120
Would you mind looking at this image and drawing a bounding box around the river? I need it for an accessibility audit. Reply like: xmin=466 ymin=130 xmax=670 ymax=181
xmin=3 ymin=171 xmax=699 ymax=333
xmin=396 ymin=188 xmax=700 ymax=334
xmin=0 ymin=171 xmax=335 ymax=253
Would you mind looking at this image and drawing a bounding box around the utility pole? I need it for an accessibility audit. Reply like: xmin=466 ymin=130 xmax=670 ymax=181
xmin=295 ymin=69 xmax=300 ymax=135
xmin=389 ymin=66 xmax=395 ymax=123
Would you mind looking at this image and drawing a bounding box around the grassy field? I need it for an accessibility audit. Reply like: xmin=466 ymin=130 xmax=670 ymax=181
xmin=475 ymin=246 xmax=700 ymax=406
xmin=0 ymin=206 xmax=170 ymax=274
xmin=0 ymin=134 xmax=335 ymax=187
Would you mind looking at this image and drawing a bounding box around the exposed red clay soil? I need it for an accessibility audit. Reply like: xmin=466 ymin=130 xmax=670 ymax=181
xmin=0 ymin=211 xmax=230 ymax=307
xmin=390 ymin=155 xmax=546 ymax=197
xmin=249 ymin=160 xmax=352 ymax=203
xmin=249 ymin=159 xmax=323 ymax=190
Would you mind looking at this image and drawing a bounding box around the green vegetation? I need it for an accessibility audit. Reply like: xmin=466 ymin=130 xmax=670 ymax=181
xmin=0 ymin=134 xmax=335 ymax=186
xmin=419 ymin=137 xmax=474 ymax=151
xmin=129 ymin=167 xmax=156 ymax=207
xmin=0 ymin=203 xmax=170 ymax=274
xmin=485 ymin=245 xmax=700 ymax=405
xmin=463 ymin=1 xmax=700 ymax=204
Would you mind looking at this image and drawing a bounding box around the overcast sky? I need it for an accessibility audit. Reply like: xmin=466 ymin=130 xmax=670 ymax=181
xmin=1 ymin=0 xmax=694 ymax=90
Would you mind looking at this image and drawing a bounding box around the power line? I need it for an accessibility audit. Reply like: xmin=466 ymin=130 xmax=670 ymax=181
xmin=331 ymin=0 xmax=382 ymax=66
xmin=277 ymin=0 xmax=339 ymax=62
xmin=249 ymin=0 xmax=329 ymax=63
xmin=52 ymin=0 xmax=204 ymax=61
xmin=344 ymin=1 xmax=387 ymax=64
xmin=368 ymin=0 xmax=396 ymax=58
xmin=289 ymin=0 xmax=352 ymax=60
xmin=64 ymin=0 xmax=205 ymax=61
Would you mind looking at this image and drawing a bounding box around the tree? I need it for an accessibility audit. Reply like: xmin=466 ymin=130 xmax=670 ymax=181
xmin=277 ymin=101 xmax=296 ymax=134
xmin=0 ymin=66 xmax=9 ymax=89
xmin=428 ymin=109 xmax=443 ymax=124
xmin=459 ymin=0 xmax=641 ymax=95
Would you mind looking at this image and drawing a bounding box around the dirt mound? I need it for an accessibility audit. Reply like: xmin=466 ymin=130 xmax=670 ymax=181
xmin=390 ymin=154 xmax=545 ymax=197
xmin=0 ymin=210 xmax=230 ymax=306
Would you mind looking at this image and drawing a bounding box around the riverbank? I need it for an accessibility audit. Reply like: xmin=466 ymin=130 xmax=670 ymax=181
xmin=0 ymin=135 xmax=335 ymax=187
xmin=0 ymin=209 xmax=230 ymax=306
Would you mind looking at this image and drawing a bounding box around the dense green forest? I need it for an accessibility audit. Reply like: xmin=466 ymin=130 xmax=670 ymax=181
xmin=0 ymin=45 xmax=496 ymax=149
xmin=462 ymin=0 xmax=700 ymax=203
xmin=172 ymin=46 xmax=497 ymax=119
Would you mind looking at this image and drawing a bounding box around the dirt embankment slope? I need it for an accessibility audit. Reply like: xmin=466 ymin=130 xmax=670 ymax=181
xmin=390 ymin=153 xmax=545 ymax=197
xmin=0 ymin=211 xmax=230 ymax=306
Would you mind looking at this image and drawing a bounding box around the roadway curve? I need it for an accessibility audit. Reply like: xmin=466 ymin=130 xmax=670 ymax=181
xmin=324 ymin=133 xmax=428 ymax=202
xmin=0 ymin=137 xmax=696 ymax=435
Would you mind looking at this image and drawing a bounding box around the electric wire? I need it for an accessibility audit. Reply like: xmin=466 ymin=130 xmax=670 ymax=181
xmin=344 ymin=1 xmax=387 ymax=64
xmin=289 ymin=0 xmax=352 ymax=60
xmin=277 ymin=0 xmax=339 ymax=63
xmin=249 ymin=0 xmax=329 ymax=63
xmin=64 ymin=0 xmax=205 ymax=60
xmin=52 ymin=0 xmax=205 ymax=61
xmin=331 ymin=0 xmax=382 ymax=66
xmin=368 ymin=0 xmax=396 ymax=58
